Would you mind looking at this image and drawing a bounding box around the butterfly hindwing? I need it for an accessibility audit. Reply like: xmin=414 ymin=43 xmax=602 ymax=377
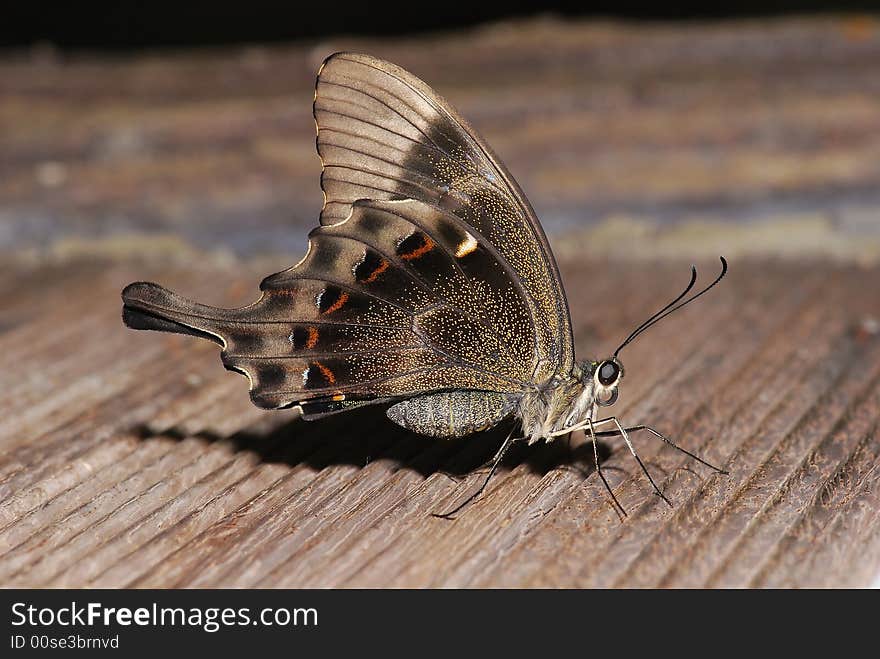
xmin=122 ymin=197 xmax=539 ymax=410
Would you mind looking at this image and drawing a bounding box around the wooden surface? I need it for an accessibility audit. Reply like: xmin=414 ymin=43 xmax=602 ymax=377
xmin=2 ymin=16 xmax=880 ymax=587
xmin=1 ymin=258 xmax=879 ymax=587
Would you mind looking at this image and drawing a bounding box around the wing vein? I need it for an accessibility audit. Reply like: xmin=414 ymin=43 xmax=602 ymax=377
xmin=317 ymin=108 xmax=476 ymax=180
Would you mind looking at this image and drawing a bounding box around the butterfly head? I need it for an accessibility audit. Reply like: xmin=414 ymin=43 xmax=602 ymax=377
xmin=593 ymin=357 xmax=624 ymax=407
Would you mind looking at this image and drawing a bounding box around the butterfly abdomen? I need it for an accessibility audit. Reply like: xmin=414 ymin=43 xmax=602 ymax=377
xmin=386 ymin=391 xmax=516 ymax=438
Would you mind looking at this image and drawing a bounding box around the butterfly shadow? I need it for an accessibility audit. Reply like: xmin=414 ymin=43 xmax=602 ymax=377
xmin=132 ymin=404 xmax=613 ymax=483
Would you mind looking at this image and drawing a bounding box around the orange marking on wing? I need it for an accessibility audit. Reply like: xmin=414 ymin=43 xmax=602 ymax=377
xmin=314 ymin=361 xmax=336 ymax=385
xmin=362 ymin=258 xmax=389 ymax=283
xmin=400 ymin=236 xmax=434 ymax=260
xmin=323 ymin=291 xmax=349 ymax=314
xmin=306 ymin=326 xmax=319 ymax=349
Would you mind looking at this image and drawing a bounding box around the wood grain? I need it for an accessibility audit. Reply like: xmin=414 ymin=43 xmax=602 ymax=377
xmin=0 ymin=258 xmax=878 ymax=587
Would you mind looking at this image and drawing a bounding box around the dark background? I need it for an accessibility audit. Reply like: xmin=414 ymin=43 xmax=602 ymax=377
xmin=3 ymin=1 xmax=880 ymax=50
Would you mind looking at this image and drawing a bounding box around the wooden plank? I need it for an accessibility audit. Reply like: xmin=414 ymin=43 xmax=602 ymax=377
xmin=0 ymin=258 xmax=877 ymax=587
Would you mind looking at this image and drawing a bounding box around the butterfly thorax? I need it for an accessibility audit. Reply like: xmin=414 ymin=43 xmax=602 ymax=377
xmin=517 ymin=360 xmax=598 ymax=445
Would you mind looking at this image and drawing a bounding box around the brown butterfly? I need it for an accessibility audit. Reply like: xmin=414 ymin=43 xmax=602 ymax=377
xmin=122 ymin=52 xmax=727 ymax=517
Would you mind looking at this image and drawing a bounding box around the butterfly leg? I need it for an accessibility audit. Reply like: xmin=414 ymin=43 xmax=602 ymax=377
xmin=588 ymin=417 xmax=731 ymax=508
xmin=432 ymin=426 xmax=519 ymax=520
xmin=591 ymin=423 xmax=728 ymax=474
xmin=585 ymin=418 xmax=627 ymax=520
xmin=600 ymin=417 xmax=672 ymax=506
xmin=436 ymin=425 xmax=518 ymax=483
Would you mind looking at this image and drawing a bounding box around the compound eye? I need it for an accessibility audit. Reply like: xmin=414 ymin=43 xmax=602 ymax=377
xmin=598 ymin=360 xmax=620 ymax=386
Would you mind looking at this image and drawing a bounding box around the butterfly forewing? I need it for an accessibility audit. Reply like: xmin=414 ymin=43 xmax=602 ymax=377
xmin=314 ymin=53 xmax=574 ymax=379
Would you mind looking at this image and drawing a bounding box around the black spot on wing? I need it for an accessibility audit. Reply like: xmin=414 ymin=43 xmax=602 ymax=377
xmin=224 ymin=328 xmax=265 ymax=354
xmin=396 ymin=231 xmax=434 ymax=261
xmin=303 ymin=359 xmax=352 ymax=390
xmin=432 ymin=213 xmax=469 ymax=248
xmin=354 ymin=250 xmax=389 ymax=284
xmin=256 ymin=363 xmax=287 ymax=390
xmin=316 ymin=285 xmax=349 ymax=314
xmin=288 ymin=325 xmax=319 ymax=351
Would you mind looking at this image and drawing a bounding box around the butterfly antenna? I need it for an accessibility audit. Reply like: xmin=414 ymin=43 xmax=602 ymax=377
xmin=614 ymin=257 xmax=727 ymax=357
xmin=614 ymin=266 xmax=697 ymax=357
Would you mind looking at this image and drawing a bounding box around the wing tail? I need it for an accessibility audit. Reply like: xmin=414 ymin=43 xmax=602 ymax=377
xmin=121 ymin=281 xmax=233 ymax=346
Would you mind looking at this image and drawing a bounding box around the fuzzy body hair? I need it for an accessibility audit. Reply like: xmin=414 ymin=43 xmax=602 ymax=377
xmin=517 ymin=360 xmax=599 ymax=444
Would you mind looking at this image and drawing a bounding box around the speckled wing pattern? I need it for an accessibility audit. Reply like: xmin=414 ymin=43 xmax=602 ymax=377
xmin=122 ymin=52 xmax=574 ymax=418
xmin=315 ymin=53 xmax=573 ymax=377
